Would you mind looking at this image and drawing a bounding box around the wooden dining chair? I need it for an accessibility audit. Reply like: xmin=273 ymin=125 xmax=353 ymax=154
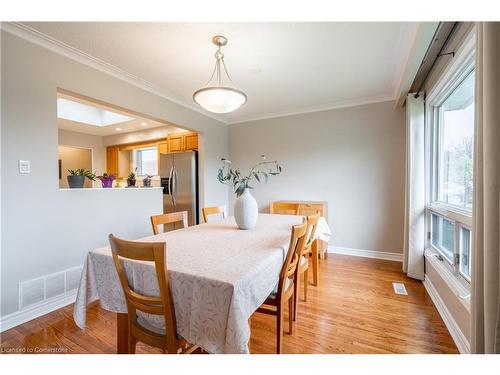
xmin=202 ymin=206 xmax=227 ymax=223
xmin=293 ymin=212 xmax=320 ymax=321
xmin=255 ymin=220 xmax=307 ymax=353
xmin=270 ymin=202 xmax=300 ymax=215
xmin=108 ymin=234 xmax=197 ymax=354
xmin=150 ymin=211 xmax=188 ymax=235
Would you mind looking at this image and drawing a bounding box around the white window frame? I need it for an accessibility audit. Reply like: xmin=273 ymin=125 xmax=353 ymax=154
xmin=425 ymin=30 xmax=475 ymax=286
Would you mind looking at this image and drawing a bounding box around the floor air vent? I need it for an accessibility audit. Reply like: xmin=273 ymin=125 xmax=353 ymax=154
xmin=392 ymin=282 xmax=408 ymax=295
xmin=19 ymin=265 xmax=83 ymax=309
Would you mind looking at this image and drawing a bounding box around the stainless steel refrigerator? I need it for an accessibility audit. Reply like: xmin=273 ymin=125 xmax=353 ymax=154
xmin=160 ymin=151 xmax=198 ymax=229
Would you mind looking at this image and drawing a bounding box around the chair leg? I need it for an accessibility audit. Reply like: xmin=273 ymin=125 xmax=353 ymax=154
xmin=128 ymin=333 xmax=136 ymax=354
xmin=293 ymin=271 xmax=300 ymax=322
xmin=288 ymin=295 xmax=293 ymax=335
xmin=276 ymin=302 xmax=284 ymax=354
xmin=312 ymin=241 xmax=319 ymax=286
xmin=303 ymin=268 xmax=309 ymax=302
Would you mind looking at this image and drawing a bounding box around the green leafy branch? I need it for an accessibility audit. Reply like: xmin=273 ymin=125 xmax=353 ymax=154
xmin=68 ymin=168 xmax=96 ymax=181
xmin=217 ymin=155 xmax=282 ymax=197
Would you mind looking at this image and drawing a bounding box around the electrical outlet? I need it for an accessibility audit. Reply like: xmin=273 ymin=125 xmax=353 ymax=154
xmin=19 ymin=160 xmax=30 ymax=174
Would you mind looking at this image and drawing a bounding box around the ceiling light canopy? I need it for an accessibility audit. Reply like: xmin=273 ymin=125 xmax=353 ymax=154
xmin=193 ymin=35 xmax=247 ymax=114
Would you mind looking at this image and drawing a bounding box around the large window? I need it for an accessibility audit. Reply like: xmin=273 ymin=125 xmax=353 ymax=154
xmin=436 ymin=71 xmax=474 ymax=210
xmin=135 ymin=147 xmax=158 ymax=176
xmin=428 ymin=66 xmax=474 ymax=283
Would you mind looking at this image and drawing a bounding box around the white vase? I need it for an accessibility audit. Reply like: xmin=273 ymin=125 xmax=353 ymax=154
xmin=234 ymin=188 xmax=258 ymax=230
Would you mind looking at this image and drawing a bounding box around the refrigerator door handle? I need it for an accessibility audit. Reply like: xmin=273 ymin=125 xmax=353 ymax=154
xmin=174 ymin=167 xmax=178 ymax=200
xmin=168 ymin=166 xmax=175 ymax=206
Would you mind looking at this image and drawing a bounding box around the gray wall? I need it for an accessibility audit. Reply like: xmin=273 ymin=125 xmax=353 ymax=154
xmin=228 ymin=101 xmax=406 ymax=253
xmin=1 ymin=30 xmax=228 ymax=317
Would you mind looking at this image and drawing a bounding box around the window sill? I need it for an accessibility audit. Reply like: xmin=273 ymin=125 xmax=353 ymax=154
xmin=425 ymin=248 xmax=471 ymax=313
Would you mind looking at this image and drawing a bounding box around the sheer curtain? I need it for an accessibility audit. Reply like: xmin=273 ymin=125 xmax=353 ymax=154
xmin=403 ymin=94 xmax=426 ymax=280
xmin=471 ymin=22 xmax=500 ymax=354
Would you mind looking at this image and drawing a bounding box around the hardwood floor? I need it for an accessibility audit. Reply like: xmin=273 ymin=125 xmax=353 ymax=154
xmin=0 ymin=254 xmax=458 ymax=354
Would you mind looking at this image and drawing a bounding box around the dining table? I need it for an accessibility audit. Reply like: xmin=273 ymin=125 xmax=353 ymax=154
xmin=73 ymin=213 xmax=332 ymax=354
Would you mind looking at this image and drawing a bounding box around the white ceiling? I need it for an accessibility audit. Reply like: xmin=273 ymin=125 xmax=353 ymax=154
xmin=24 ymin=22 xmax=420 ymax=124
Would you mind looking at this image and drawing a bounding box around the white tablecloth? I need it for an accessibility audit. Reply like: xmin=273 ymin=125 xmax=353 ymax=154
xmin=73 ymin=214 xmax=332 ymax=354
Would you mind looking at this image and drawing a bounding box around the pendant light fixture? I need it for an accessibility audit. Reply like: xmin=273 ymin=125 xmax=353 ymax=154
xmin=193 ymin=35 xmax=247 ymax=114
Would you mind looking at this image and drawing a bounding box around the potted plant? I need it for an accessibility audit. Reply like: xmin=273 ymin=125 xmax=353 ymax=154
xmin=143 ymin=174 xmax=153 ymax=187
xmin=67 ymin=168 xmax=96 ymax=189
xmin=127 ymin=168 xmax=137 ymax=187
xmin=217 ymin=155 xmax=282 ymax=229
xmin=97 ymin=173 xmax=116 ymax=188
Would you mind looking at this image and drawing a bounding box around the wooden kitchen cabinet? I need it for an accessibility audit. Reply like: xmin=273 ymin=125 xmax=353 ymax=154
xmin=167 ymin=132 xmax=198 ymax=152
xmin=184 ymin=133 xmax=198 ymax=151
xmin=157 ymin=141 xmax=168 ymax=154
xmin=106 ymin=146 xmax=119 ymax=176
xmin=167 ymin=134 xmax=184 ymax=152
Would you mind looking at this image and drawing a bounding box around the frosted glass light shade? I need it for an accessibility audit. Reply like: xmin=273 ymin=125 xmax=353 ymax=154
xmin=193 ymin=87 xmax=247 ymax=114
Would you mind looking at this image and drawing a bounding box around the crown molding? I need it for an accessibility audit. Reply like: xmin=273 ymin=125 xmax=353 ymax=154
xmin=1 ymin=22 xmax=229 ymax=125
xmin=227 ymin=94 xmax=396 ymax=125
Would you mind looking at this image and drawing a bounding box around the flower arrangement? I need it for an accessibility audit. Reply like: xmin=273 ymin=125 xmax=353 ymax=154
xmin=97 ymin=173 xmax=116 ymax=188
xmin=217 ymin=155 xmax=282 ymax=197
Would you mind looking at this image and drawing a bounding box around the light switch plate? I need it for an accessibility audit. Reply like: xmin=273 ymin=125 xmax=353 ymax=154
xmin=19 ymin=160 xmax=30 ymax=174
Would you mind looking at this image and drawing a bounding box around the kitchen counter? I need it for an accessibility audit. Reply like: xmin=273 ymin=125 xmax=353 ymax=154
xmin=59 ymin=187 xmax=163 ymax=191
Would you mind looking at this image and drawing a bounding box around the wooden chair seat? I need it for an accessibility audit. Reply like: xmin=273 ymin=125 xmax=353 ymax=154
xmin=268 ymin=278 xmax=293 ymax=300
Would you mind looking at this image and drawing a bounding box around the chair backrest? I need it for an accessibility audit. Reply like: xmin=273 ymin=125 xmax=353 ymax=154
xmin=302 ymin=212 xmax=320 ymax=256
xmin=150 ymin=211 xmax=188 ymax=235
xmin=202 ymin=206 xmax=227 ymax=223
xmin=277 ymin=221 xmax=307 ymax=297
xmin=270 ymin=202 xmax=300 ymax=215
xmin=108 ymin=234 xmax=179 ymax=352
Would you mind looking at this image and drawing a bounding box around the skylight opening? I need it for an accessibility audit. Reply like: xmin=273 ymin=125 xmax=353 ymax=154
xmin=57 ymin=98 xmax=133 ymax=127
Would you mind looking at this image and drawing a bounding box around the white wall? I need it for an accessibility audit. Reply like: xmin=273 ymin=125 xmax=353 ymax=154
xmin=0 ymin=30 xmax=229 ymax=318
xmin=228 ymin=101 xmax=406 ymax=253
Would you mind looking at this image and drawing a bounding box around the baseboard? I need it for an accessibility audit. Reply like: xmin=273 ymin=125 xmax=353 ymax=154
xmin=423 ymin=276 xmax=471 ymax=353
xmin=0 ymin=290 xmax=77 ymax=333
xmin=328 ymin=246 xmax=403 ymax=262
